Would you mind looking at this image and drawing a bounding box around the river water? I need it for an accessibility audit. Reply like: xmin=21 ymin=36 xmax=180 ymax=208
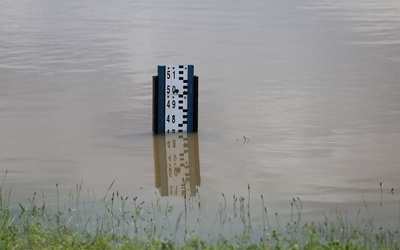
xmin=1 ymin=0 xmax=400 ymax=233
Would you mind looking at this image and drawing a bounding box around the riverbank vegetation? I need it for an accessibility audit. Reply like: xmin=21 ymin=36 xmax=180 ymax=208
xmin=1 ymin=174 xmax=399 ymax=249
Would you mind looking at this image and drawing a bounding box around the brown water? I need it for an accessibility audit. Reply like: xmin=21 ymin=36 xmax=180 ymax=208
xmin=1 ymin=0 xmax=400 ymax=230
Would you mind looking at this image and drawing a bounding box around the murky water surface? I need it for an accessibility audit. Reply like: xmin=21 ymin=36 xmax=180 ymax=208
xmin=1 ymin=0 xmax=400 ymax=232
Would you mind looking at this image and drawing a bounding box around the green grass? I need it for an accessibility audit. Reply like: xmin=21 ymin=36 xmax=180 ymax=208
xmin=1 ymin=172 xmax=400 ymax=249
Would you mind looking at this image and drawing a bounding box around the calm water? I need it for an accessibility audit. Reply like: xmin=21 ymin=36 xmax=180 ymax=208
xmin=1 ymin=0 xmax=400 ymax=231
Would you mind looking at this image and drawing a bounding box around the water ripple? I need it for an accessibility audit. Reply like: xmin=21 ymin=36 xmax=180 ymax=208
xmin=303 ymin=0 xmax=400 ymax=45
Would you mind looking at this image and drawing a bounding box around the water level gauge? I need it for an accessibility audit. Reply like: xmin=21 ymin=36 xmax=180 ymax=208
xmin=153 ymin=65 xmax=198 ymax=134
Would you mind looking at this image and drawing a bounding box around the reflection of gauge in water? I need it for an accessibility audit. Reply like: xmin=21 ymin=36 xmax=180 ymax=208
xmin=153 ymin=133 xmax=201 ymax=197
xmin=165 ymin=133 xmax=190 ymax=196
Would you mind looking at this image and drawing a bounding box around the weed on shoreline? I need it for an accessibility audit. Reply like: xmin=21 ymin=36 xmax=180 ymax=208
xmin=1 ymin=171 xmax=400 ymax=249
